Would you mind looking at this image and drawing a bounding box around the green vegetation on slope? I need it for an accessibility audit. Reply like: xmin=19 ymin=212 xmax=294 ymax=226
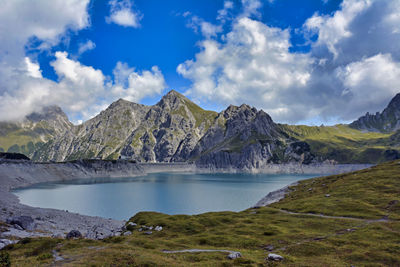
xmin=3 ymin=161 xmax=400 ymax=266
xmin=271 ymin=160 xmax=400 ymax=220
xmin=170 ymin=90 xmax=218 ymax=130
xmin=0 ymin=119 xmax=62 ymax=158
xmin=282 ymin=124 xmax=400 ymax=163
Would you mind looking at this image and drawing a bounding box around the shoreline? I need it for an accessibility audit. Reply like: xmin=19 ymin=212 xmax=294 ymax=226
xmin=0 ymin=159 xmax=372 ymax=240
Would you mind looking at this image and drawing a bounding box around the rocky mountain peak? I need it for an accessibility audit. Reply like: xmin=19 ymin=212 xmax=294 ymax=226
xmin=223 ymin=104 xmax=266 ymax=122
xmin=25 ymin=105 xmax=73 ymax=135
xmin=156 ymin=90 xmax=189 ymax=110
xmin=26 ymin=105 xmax=68 ymax=123
xmin=386 ymin=93 xmax=400 ymax=110
xmin=350 ymin=92 xmax=400 ymax=133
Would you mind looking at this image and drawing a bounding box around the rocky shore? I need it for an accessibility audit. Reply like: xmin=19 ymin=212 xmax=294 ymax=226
xmin=0 ymin=158 xmax=371 ymax=244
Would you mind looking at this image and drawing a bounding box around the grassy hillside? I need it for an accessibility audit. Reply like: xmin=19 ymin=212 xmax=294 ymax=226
xmin=2 ymin=161 xmax=400 ymax=266
xmin=282 ymin=124 xmax=400 ymax=163
xmin=0 ymin=121 xmax=54 ymax=156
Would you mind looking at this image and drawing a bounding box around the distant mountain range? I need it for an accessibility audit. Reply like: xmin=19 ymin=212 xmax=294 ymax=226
xmin=1 ymin=90 xmax=400 ymax=169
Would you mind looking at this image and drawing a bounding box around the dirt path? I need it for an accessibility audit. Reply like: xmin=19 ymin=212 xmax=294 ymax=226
xmin=276 ymin=208 xmax=391 ymax=223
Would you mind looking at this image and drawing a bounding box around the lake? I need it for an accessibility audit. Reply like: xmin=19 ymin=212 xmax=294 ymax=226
xmin=13 ymin=172 xmax=320 ymax=220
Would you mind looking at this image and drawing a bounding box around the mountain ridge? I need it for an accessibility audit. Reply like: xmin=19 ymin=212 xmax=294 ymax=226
xmin=350 ymin=93 xmax=400 ymax=133
xmin=2 ymin=90 xmax=400 ymax=167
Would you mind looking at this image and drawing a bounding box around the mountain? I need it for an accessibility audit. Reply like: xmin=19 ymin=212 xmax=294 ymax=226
xmin=3 ymin=90 xmax=400 ymax=167
xmin=0 ymin=106 xmax=72 ymax=157
xmin=32 ymin=91 xmax=317 ymax=169
xmin=190 ymin=104 xmax=315 ymax=169
xmin=33 ymin=90 xmax=218 ymax=162
xmin=350 ymin=93 xmax=400 ymax=133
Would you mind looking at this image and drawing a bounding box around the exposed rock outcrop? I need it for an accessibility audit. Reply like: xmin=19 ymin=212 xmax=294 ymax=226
xmin=33 ymin=90 xmax=218 ymax=163
xmin=192 ymin=104 xmax=316 ymax=170
xmin=350 ymin=93 xmax=400 ymax=132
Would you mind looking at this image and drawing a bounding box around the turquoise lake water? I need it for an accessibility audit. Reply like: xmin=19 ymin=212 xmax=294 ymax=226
xmin=13 ymin=172 xmax=320 ymax=220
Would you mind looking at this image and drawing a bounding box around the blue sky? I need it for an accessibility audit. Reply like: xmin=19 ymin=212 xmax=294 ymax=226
xmin=1 ymin=0 xmax=400 ymax=125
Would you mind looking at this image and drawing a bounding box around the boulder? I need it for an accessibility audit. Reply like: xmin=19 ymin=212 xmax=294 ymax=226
xmin=6 ymin=216 xmax=35 ymax=230
xmin=227 ymin=252 xmax=242 ymax=259
xmin=66 ymin=230 xmax=82 ymax=239
xmin=155 ymin=226 xmax=163 ymax=231
xmin=123 ymin=231 xmax=132 ymax=236
xmin=13 ymin=224 xmax=23 ymax=231
xmin=268 ymin=253 xmax=283 ymax=261
xmin=144 ymin=231 xmax=152 ymax=235
xmin=264 ymin=244 xmax=274 ymax=251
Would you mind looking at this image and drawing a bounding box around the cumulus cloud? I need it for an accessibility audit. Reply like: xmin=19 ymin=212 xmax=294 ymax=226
xmin=111 ymin=62 xmax=167 ymax=102
xmin=217 ymin=1 xmax=234 ymax=23
xmin=77 ymin=40 xmax=96 ymax=56
xmin=0 ymin=52 xmax=167 ymax=122
xmin=303 ymin=0 xmax=400 ymax=120
xmin=186 ymin=16 xmax=223 ymax=39
xmin=179 ymin=0 xmax=400 ymax=123
xmin=335 ymin=53 xmax=400 ymax=117
xmin=0 ymin=0 xmax=166 ymax=123
xmin=0 ymin=0 xmax=91 ymax=121
xmin=106 ymin=0 xmax=142 ymax=28
xmin=305 ymin=0 xmax=372 ymax=59
xmin=178 ymin=17 xmax=313 ymax=121
xmin=24 ymin=58 xmax=43 ymax=79
xmin=241 ymin=0 xmax=262 ymax=18
xmin=0 ymin=0 xmax=90 ymax=64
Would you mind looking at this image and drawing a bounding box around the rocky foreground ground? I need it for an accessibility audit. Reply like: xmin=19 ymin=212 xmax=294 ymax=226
xmin=0 ymin=158 xmax=370 ymax=249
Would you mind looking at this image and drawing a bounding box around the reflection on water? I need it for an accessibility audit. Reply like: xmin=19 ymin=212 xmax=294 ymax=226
xmin=13 ymin=172 xmax=320 ymax=220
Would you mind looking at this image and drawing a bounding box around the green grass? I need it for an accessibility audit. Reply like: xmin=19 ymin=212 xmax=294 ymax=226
xmin=170 ymin=90 xmax=218 ymax=130
xmin=4 ymin=160 xmax=400 ymax=266
xmin=281 ymin=124 xmax=400 ymax=163
xmin=271 ymin=160 xmax=400 ymax=220
xmin=0 ymin=121 xmax=55 ymax=158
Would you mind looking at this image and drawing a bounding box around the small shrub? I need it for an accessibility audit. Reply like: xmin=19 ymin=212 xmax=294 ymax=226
xmin=20 ymin=238 xmax=32 ymax=244
xmin=0 ymin=251 xmax=11 ymax=267
xmin=36 ymin=253 xmax=53 ymax=261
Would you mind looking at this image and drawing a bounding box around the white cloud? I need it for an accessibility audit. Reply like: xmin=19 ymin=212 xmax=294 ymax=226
xmin=106 ymin=0 xmax=142 ymax=28
xmin=178 ymin=17 xmax=313 ymax=121
xmin=217 ymin=1 xmax=234 ymax=23
xmin=24 ymin=58 xmax=43 ymax=79
xmin=178 ymin=0 xmax=400 ymax=123
xmin=0 ymin=52 xmax=167 ymax=122
xmin=241 ymin=0 xmax=262 ymax=18
xmin=0 ymin=0 xmax=90 ymax=64
xmin=111 ymin=62 xmax=167 ymax=102
xmin=302 ymin=0 xmax=400 ymax=120
xmin=0 ymin=0 xmax=166 ymax=123
xmin=305 ymin=0 xmax=372 ymax=59
xmin=78 ymin=40 xmax=96 ymax=56
xmin=335 ymin=53 xmax=400 ymax=115
xmin=50 ymin=51 xmax=105 ymax=113
xmin=0 ymin=0 xmax=91 ymax=121
xmin=187 ymin=16 xmax=222 ymax=39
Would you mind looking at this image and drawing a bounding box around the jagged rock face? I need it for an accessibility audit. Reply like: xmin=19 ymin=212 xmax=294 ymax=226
xmin=34 ymin=99 xmax=150 ymax=161
xmin=350 ymin=93 xmax=400 ymax=133
xmin=119 ymin=90 xmax=217 ymax=162
xmin=192 ymin=104 xmax=315 ymax=169
xmin=34 ymin=91 xmax=218 ymax=162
